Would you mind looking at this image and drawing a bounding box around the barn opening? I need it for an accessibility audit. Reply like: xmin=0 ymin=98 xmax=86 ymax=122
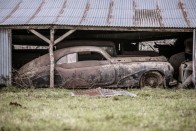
xmin=0 ymin=0 xmax=195 ymax=88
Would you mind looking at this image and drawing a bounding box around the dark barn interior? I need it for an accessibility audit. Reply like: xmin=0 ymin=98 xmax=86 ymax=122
xmin=12 ymin=30 xmax=192 ymax=71
xmin=11 ymin=29 xmax=193 ymax=87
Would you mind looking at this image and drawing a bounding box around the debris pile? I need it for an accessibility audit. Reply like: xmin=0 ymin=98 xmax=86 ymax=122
xmin=71 ymin=87 xmax=137 ymax=97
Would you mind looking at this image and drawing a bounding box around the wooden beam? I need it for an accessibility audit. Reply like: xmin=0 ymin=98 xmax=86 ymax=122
xmin=28 ymin=29 xmax=76 ymax=88
xmin=49 ymin=29 xmax=55 ymax=88
xmin=193 ymin=29 xmax=196 ymax=88
xmin=54 ymin=30 xmax=76 ymax=45
xmin=29 ymin=29 xmax=50 ymax=44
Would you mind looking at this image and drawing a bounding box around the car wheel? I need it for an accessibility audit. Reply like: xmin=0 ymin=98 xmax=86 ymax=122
xmin=169 ymin=52 xmax=185 ymax=78
xmin=140 ymin=71 xmax=164 ymax=88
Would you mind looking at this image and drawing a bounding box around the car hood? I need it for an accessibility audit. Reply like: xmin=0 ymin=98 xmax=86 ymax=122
xmin=110 ymin=56 xmax=167 ymax=63
xmin=17 ymin=54 xmax=50 ymax=76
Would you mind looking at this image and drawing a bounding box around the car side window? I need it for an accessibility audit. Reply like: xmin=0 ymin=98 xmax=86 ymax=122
xmin=57 ymin=51 xmax=106 ymax=64
xmin=78 ymin=51 xmax=107 ymax=61
xmin=57 ymin=53 xmax=77 ymax=64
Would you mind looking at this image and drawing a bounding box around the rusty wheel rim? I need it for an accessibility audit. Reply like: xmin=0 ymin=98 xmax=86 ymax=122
xmin=140 ymin=71 xmax=163 ymax=88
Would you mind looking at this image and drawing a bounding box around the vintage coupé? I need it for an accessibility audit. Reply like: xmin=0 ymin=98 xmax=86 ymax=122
xmin=15 ymin=46 xmax=176 ymax=88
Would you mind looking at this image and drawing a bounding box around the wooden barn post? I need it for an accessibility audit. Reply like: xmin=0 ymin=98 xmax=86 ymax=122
xmin=29 ymin=29 xmax=75 ymax=88
xmin=49 ymin=29 xmax=55 ymax=88
xmin=193 ymin=29 xmax=196 ymax=88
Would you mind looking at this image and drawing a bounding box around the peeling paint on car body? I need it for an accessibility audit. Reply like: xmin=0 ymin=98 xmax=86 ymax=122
xmin=15 ymin=46 xmax=174 ymax=88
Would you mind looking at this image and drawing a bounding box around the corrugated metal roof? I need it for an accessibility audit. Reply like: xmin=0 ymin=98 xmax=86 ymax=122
xmin=0 ymin=0 xmax=196 ymax=28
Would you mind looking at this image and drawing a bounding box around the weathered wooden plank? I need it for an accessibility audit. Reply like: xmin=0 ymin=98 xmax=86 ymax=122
xmin=54 ymin=30 xmax=76 ymax=45
xmin=193 ymin=29 xmax=196 ymax=88
xmin=49 ymin=29 xmax=55 ymax=88
xmin=29 ymin=29 xmax=50 ymax=44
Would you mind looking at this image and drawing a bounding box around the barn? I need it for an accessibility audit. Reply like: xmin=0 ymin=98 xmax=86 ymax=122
xmin=0 ymin=0 xmax=195 ymax=87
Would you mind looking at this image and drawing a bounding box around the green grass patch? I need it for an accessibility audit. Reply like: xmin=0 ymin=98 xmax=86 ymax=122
xmin=0 ymin=87 xmax=196 ymax=131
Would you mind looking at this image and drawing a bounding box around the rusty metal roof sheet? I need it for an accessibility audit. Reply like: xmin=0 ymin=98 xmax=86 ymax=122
xmin=71 ymin=87 xmax=137 ymax=97
xmin=0 ymin=0 xmax=196 ymax=28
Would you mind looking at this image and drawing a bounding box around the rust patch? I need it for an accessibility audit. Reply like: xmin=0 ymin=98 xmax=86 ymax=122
xmin=132 ymin=0 xmax=137 ymax=26
xmin=133 ymin=1 xmax=163 ymax=27
xmin=79 ymin=0 xmax=90 ymax=25
xmin=53 ymin=0 xmax=68 ymax=24
xmin=178 ymin=0 xmax=191 ymax=27
xmin=0 ymin=0 xmax=22 ymax=24
xmin=63 ymin=78 xmax=92 ymax=88
xmin=132 ymin=0 xmax=136 ymax=10
xmin=156 ymin=4 xmax=164 ymax=27
xmin=134 ymin=9 xmax=163 ymax=26
xmin=107 ymin=0 xmax=114 ymax=25
xmin=26 ymin=0 xmax=45 ymax=24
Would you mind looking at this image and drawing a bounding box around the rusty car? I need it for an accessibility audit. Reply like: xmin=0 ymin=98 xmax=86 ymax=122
xmin=15 ymin=46 xmax=176 ymax=88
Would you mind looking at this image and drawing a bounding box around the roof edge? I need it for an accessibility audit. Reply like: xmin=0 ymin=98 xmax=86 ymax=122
xmin=0 ymin=25 xmax=194 ymax=32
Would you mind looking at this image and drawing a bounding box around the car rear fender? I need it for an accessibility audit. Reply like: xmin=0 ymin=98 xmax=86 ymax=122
xmin=117 ymin=69 xmax=165 ymax=88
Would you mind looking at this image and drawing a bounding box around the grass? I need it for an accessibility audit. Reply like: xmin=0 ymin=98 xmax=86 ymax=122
xmin=0 ymin=87 xmax=196 ymax=131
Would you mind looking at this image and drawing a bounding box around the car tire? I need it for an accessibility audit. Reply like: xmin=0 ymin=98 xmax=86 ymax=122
xmin=140 ymin=71 xmax=164 ymax=88
xmin=169 ymin=52 xmax=185 ymax=78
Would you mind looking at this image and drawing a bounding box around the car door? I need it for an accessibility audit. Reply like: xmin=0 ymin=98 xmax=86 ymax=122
xmin=30 ymin=66 xmax=63 ymax=87
xmin=56 ymin=51 xmax=115 ymax=88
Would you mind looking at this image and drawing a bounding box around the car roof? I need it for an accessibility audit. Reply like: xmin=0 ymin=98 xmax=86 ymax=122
xmin=54 ymin=46 xmax=112 ymax=60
